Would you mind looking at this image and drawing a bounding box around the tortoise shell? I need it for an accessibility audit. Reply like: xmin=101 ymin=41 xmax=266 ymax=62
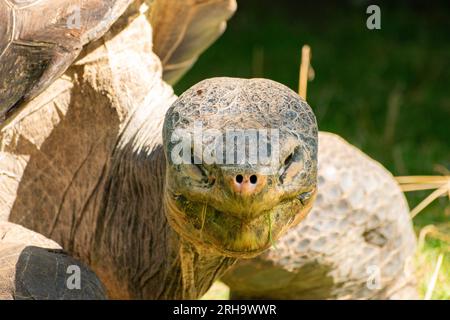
xmin=0 ymin=0 xmax=132 ymax=122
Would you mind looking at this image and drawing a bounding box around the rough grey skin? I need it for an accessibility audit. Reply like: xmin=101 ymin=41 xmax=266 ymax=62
xmin=222 ymin=132 xmax=417 ymax=299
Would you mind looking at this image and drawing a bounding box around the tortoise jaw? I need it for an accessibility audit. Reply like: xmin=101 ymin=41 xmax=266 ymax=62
xmin=164 ymin=190 xmax=313 ymax=258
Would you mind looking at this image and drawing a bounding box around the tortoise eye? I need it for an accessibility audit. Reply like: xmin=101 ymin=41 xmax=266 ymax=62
xmin=183 ymin=163 xmax=205 ymax=180
xmin=283 ymin=146 xmax=302 ymax=168
xmin=279 ymin=147 xmax=303 ymax=183
xmin=185 ymin=153 xmax=207 ymax=178
xmin=284 ymin=153 xmax=293 ymax=167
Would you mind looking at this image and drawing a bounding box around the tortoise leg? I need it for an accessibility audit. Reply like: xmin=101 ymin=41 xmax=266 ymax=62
xmin=0 ymin=222 xmax=106 ymax=300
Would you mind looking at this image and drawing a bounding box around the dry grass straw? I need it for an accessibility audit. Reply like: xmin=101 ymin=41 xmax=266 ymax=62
xmin=298 ymin=45 xmax=312 ymax=100
xmin=395 ymin=175 xmax=450 ymax=218
xmin=396 ymin=172 xmax=449 ymax=299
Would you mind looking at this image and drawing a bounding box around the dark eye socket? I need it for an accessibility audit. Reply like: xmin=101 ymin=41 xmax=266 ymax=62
xmin=195 ymin=164 xmax=209 ymax=177
xmin=279 ymin=147 xmax=303 ymax=184
xmin=284 ymin=153 xmax=293 ymax=166
xmin=283 ymin=146 xmax=301 ymax=168
xmin=187 ymin=153 xmax=207 ymax=177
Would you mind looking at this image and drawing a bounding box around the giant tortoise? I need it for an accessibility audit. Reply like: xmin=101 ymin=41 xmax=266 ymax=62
xmin=0 ymin=0 xmax=416 ymax=299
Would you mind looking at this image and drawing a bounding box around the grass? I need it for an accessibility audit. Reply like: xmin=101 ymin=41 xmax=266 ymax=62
xmin=178 ymin=0 xmax=450 ymax=299
xmin=397 ymin=176 xmax=449 ymax=299
xmin=416 ymin=224 xmax=450 ymax=299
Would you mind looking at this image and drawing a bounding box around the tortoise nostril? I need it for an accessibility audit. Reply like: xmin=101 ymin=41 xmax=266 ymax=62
xmin=230 ymin=174 xmax=266 ymax=195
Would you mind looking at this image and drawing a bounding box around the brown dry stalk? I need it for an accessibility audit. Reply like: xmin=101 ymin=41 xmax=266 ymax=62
xmin=298 ymin=45 xmax=311 ymax=100
xmin=395 ymin=175 xmax=450 ymax=218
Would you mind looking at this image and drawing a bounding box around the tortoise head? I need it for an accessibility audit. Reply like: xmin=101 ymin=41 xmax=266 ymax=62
xmin=162 ymin=77 xmax=318 ymax=258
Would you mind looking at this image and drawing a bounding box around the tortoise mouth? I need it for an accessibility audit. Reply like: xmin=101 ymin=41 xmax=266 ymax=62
xmin=164 ymin=190 xmax=314 ymax=258
xmin=175 ymin=194 xmax=269 ymax=224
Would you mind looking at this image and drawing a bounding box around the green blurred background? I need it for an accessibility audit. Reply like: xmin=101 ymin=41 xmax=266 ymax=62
xmin=175 ymin=0 xmax=450 ymax=299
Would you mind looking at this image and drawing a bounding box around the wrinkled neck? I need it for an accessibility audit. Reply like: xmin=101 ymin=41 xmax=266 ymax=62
xmin=172 ymin=221 xmax=237 ymax=299
xmin=165 ymin=236 xmax=236 ymax=299
xmin=91 ymin=101 xmax=235 ymax=299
